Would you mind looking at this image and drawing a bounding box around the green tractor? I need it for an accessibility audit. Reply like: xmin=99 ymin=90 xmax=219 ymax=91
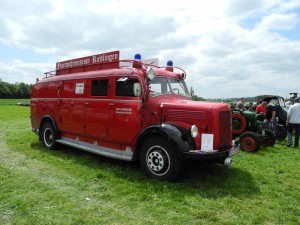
xmin=256 ymin=95 xmax=288 ymax=141
xmin=232 ymin=110 xmax=276 ymax=152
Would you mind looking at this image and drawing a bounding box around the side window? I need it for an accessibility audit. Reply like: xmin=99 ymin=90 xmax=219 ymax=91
xmin=149 ymin=77 xmax=170 ymax=95
xmin=115 ymin=78 xmax=139 ymax=97
xmin=90 ymin=80 xmax=109 ymax=96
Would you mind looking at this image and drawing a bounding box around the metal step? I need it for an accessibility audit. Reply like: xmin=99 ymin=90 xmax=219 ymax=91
xmin=56 ymin=137 xmax=133 ymax=161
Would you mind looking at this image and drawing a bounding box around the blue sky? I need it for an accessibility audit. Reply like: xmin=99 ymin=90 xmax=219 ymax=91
xmin=1 ymin=0 xmax=300 ymax=98
xmin=0 ymin=44 xmax=51 ymax=63
xmin=239 ymin=7 xmax=300 ymax=40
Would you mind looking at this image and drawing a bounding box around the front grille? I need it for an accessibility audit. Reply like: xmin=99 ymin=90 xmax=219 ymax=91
xmin=166 ymin=109 xmax=205 ymax=121
xmin=219 ymin=111 xmax=231 ymax=149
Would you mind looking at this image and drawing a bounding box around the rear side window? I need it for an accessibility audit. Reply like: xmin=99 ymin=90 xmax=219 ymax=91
xmin=115 ymin=78 xmax=139 ymax=97
xmin=90 ymin=80 xmax=109 ymax=96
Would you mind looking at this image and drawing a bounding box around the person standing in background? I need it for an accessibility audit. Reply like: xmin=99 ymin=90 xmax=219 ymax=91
xmin=286 ymin=97 xmax=300 ymax=148
xmin=248 ymin=101 xmax=254 ymax=111
xmin=236 ymin=97 xmax=246 ymax=111
xmin=266 ymin=103 xmax=277 ymax=133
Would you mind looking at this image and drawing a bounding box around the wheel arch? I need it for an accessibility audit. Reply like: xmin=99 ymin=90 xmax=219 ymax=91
xmin=38 ymin=115 xmax=59 ymax=141
xmin=133 ymin=123 xmax=191 ymax=161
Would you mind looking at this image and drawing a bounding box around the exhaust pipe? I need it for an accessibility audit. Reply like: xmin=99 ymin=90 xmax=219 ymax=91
xmin=224 ymin=157 xmax=232 ymax=168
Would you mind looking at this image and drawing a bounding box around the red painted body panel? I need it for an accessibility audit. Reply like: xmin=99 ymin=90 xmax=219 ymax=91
xmin=85 ymin=99 xmax=110 ymax=139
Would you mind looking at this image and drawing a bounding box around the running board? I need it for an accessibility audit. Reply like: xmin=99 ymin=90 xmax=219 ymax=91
xmin=56 ymin=138 xmax=133 ymax=161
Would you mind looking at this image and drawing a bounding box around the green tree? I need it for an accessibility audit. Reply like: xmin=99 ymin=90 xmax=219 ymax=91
xmin=0 ymin=81 xmax=12 ymax=98
xmin=191 ymin=95 xmax=206 ymax=101
xmin=0 ymin=81 xmax=33 ymax=98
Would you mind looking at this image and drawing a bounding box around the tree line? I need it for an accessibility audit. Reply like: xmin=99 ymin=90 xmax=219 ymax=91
xmin=0 ymin=80 xmax=33 ymax=99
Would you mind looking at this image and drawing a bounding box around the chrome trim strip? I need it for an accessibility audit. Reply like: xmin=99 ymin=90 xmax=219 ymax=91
xmin=31 ymin=98 xmax=142 ymax=103
xmin=56 ymin=137 xmax=133 ymax=161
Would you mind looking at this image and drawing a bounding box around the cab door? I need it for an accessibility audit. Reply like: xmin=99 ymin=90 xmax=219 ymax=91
xmin=108 ymin=77 xmax=142 ymax=145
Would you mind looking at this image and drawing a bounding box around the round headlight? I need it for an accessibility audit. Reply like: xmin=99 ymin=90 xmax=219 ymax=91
xmin=190 ymin=125 xmax=198 ymax=138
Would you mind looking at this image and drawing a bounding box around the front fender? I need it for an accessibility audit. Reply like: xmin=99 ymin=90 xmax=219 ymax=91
xmin=133 ymin=123 xmax=191 ymax=160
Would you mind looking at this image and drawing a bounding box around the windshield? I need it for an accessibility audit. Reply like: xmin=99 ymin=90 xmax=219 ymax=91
xmin=278 ymin=97 xmax=286 ymax=108
xmin=269 ymin=97 xmax=286 ymax=108
xmin=149 ymin=77 xmax=189 ymax=97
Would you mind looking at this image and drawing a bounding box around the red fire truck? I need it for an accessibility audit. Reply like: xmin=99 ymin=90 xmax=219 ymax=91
xmin=30 ymin=50 xmax=239 ymax=181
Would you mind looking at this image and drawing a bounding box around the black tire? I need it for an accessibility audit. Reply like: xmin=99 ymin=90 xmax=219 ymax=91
xmin=276 ymin=126 xmax=287 ymax=141
xmin=261 ymin=129 xmax=276 ymax=147
xmin=41 ymin=122 xmax=58 ymax=150
xmin=140 ymin=137 xmax=183 ymax=181
xmin=240 ymin=132 xmax=261 ymax=152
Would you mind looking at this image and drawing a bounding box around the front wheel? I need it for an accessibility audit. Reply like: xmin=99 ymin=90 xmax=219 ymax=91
xmin=140 ymin=137 xmax=182 ymax=181
xmin=240 ymin=132 xmax=261 ymax=152
xmin=41 ymin=122 xmax=58 ymax=150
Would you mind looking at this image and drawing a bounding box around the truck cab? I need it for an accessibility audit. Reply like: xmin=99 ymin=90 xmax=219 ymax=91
xmin=30 ymin=50 xmax=239 ymax=181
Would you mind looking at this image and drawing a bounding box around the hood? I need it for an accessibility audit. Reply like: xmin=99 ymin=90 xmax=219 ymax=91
xmin=151 ymin=96 xmax=230 ymax=127
xmin=159 ymin=97 xmax=229 ymax=111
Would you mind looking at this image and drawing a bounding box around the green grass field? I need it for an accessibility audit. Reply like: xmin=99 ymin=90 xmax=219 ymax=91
xmin=0 ymin=99 xmax=299 ymax=225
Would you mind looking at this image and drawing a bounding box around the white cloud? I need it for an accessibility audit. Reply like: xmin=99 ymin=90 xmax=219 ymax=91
xmin=256 ymin=13 xmax=299 ymax=31
xmin=0 ymin=60 xmax=52 ymax=84
xmin=0 ymin=0 xmax=300 ymax=98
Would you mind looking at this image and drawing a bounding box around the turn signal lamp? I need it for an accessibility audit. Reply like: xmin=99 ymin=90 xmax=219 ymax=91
xmin=177 ymin=72 xmax=186 ymax=80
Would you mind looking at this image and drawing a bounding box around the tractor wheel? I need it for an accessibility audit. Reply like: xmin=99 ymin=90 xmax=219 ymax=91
xmin=240 ymin=132 xmax=261 ymax=152
xmin=232 ymin=113 xmax=247 ymax=135
xmin=261 ymin=129 xmax=276 ymax=147
xmin=276 ymin=126 xmax=287 ymax=141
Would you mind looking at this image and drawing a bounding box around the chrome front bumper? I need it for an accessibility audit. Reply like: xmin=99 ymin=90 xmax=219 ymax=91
xmin=182 ymin=140 xmax=240 ymax=160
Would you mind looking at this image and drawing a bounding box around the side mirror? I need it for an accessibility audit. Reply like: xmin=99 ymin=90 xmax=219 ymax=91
xmin=133 ymin=83 xmax=142 ymax=97
xmin=146 ymin=67 xmax=156 ymax=80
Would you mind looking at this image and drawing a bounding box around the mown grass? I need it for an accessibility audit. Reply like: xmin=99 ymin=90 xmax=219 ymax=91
xmin=0 ymin=99 xmax=299 ymax=225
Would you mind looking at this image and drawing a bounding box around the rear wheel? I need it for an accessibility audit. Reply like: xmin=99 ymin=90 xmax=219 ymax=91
xmin=140 ymin=137 xmax=182 ymax=181
xmin=261 ymin=129 xmax=276 ymax=147
xmin=41 ymin=122 xmax=58 ymax=150
xmin=240 ymin=132 xmax=261 ymax=152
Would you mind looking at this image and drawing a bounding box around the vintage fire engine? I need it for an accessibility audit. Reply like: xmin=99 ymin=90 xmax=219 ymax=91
xmin=30 ymin=50 xmax=239 ymax=181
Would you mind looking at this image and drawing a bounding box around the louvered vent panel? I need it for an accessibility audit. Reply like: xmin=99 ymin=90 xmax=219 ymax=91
xmin=166 ymin=110 xmax=205 ymax=120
